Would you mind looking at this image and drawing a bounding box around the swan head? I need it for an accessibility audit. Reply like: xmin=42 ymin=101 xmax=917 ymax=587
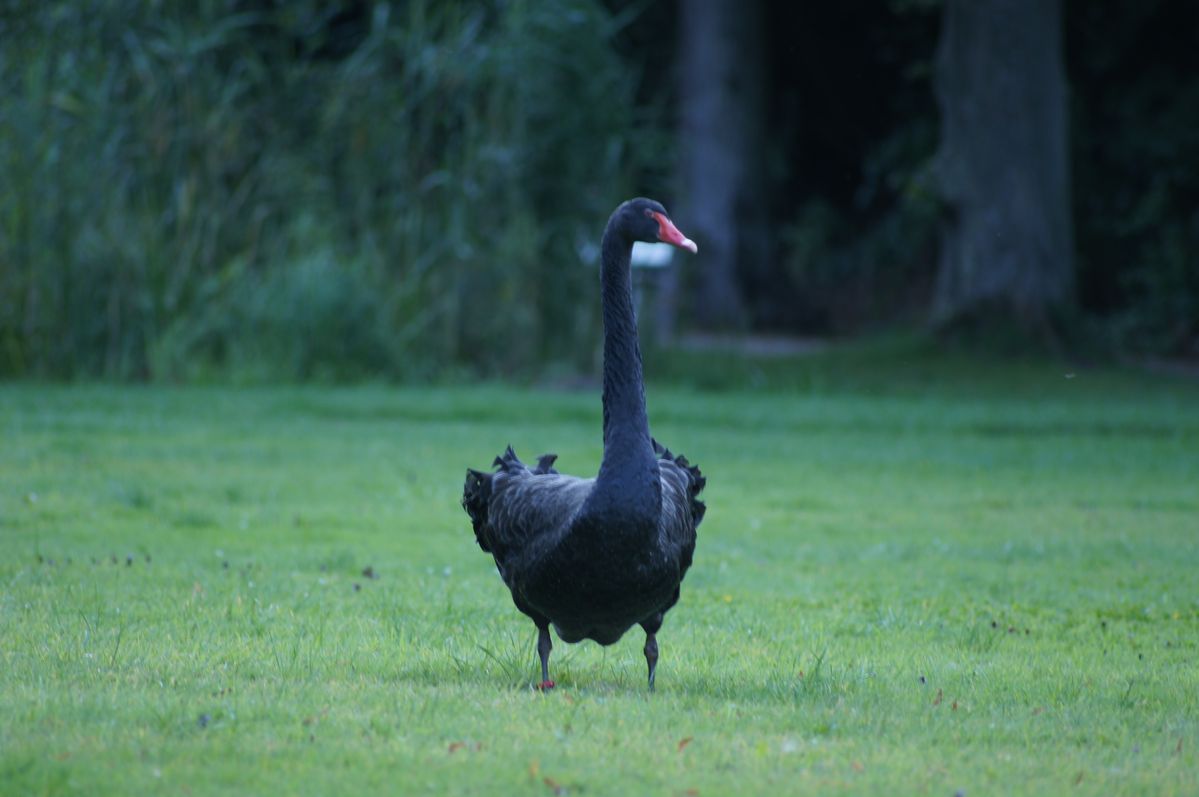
xmin=614 ymin=198 xmax=698 ymax=254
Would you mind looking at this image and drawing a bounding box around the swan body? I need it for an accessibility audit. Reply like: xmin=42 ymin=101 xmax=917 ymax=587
xmin=462 ymin=198 xmax=705 ymax=689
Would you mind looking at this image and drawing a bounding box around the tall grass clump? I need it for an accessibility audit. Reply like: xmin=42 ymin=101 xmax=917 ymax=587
xmin=0 ymin=0 xmax=660 ymax=381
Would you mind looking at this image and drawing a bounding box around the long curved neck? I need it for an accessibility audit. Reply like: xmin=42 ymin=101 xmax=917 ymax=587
xmin=596 ymin=218 xmax=656 ymax=492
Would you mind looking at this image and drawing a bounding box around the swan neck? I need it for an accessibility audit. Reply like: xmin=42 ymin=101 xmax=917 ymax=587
xmin=597 ymin=220 xmax=654 ymax=479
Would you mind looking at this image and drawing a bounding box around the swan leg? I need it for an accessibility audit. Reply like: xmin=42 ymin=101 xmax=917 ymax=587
xmin=643 ymin=632 xmax=659 ymax=691
xmin=536 ymin=623 xmax=555 ymax=690
xmin=640 ymin=613 xmax=664 ymax=691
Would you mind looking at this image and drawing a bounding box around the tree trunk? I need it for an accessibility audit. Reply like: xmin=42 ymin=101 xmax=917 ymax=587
xmin=932 ymin=0 xmax=1073 ymax=332
xmin=676 ymin=0 xmax=765 ymax=332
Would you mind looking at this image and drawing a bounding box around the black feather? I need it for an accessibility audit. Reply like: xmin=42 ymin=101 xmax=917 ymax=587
xmin=462 ymin=468 xmax=494 ymax=552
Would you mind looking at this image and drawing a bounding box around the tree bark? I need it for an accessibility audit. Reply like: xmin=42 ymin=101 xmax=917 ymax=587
xmin=676 ymin=0 xmax=765 ymax=331
xmin=932 ymin=0 xmax=1074 ymax=331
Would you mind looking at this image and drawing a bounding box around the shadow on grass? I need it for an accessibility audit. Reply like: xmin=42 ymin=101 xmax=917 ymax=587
xmin=389 ymin=641 xmax=858 ymax=710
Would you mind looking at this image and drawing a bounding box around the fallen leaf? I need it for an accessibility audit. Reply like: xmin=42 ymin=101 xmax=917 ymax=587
xmin=1073 ymin=771 xmax=1084 ymax=785
xmin=1032 ymin=707 xmax=1044 ymax=716
xmin=529 ymin=760 xmax=540 ymax=778
xmin=851 ymin=761 xmax=864 ymax=772
xmin=951 ymin=700 xmax=958 ymax=711
xmin=448 ymin=741 xmax=465 ymax=754
xmin=933 ymin=688 xmax=943 ymax=706
xmin=677 ymin=736 xmax=694 ymax=753
xmin=543 ymin=776 xmax=565 ymax=795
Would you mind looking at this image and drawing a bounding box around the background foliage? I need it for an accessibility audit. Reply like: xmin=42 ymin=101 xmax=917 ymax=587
xmin=1067 ymin=0 xmax=1199 ymax=354
xmin=0 ymin=0 xmax=660 ymax=380
xmin=1 ymin=0 xmax=1195 ymax=381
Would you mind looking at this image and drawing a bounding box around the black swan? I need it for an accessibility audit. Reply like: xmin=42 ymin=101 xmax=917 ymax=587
xmin=462 ymin=198 xmax=707 ymax=691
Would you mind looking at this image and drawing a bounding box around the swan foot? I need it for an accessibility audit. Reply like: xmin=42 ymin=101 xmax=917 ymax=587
xmin=535 ymin=679 xmax=556 ymax=691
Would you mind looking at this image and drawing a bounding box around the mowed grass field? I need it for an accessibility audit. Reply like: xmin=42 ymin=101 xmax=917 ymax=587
xmin=2 ymin=352 xmax=1197 ymax=795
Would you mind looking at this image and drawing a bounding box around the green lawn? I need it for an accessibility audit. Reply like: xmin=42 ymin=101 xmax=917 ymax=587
xmin=2 ymin=354 xmax=1197 ymax=795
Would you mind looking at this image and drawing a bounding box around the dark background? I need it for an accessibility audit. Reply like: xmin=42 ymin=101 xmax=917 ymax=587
xmin=2 ymin=0 xmax=1195 ymax=381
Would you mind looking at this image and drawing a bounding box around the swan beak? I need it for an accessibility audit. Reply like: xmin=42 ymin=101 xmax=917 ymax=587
xmin=651 ymin=211 xmax=698 ymax=254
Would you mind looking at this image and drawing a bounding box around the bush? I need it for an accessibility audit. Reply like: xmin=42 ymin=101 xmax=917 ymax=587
xmin=779 ymin=119 xmax=940 ymax=335
xmin=0 ymin=0 xmax=659 ymax=380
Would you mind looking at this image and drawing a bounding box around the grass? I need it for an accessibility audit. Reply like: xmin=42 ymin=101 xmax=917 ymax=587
xmin=1 ymin=350 xmax=1197 ymax=795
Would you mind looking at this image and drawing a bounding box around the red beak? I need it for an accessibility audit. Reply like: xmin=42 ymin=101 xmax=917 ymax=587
xmin=651 ymin=211 xmax=698 ymax=254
